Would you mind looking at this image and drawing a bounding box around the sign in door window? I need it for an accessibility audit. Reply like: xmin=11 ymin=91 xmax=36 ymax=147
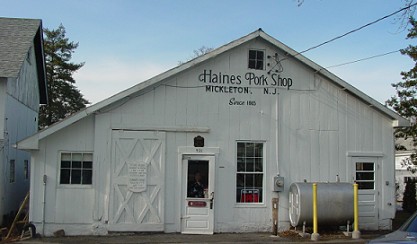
xmin=356 ymin=162 xmax=375 ymax=190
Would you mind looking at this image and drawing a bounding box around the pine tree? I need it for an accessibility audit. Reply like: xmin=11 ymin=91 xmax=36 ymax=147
xmin=39 ymin=24 xmax=89 ymax=129
xmin=387 ymin=18 xmax=417 ymax=162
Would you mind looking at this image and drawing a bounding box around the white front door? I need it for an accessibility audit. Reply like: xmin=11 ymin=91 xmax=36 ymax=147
xmin=181 ymin=155 xmax=215 ymax=234
xmin=108 ymin=130 xmax=165 ymax=232
xmin=352 ymin=157 xmax=379 ymax=230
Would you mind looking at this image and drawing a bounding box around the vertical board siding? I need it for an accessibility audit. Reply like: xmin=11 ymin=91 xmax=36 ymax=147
xmin=31 ymin=37 xmax=397 ymax=233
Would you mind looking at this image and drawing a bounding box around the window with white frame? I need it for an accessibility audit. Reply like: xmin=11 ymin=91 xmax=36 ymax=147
xmin=24 ymin=160 xmax=29 ymax=180
xmin=9 ymin=160 xmax=15 ymax=183
xmin=248 ymin=49 xmax=264 ymax=70
xmin=236 ymin=142 xmax=264 ymax=203
xmin=60 ymin=152 xmax=93 ymax=185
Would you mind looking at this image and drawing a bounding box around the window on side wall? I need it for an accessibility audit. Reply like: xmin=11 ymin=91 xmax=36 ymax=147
xmin=60 ymin=152 xmax=93 ymax=185
xmin=9 ymin=160 xmax=15 ymax=183
xmin=24 ymin=160 xmax=29 ymax=180
xmin=248 ymin=49 xmax=264 ymax=70
xmin=236 ymin=142 xmax=264 ymax=203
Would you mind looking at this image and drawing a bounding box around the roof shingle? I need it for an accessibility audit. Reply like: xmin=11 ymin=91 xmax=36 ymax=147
xmin=0 ymin=17 xmax=42 ymax=78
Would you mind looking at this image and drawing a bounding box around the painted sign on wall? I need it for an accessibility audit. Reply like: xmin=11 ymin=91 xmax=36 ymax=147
xmin=198 ymin=69 xmax=294 ymax=106
xmin=127 ymin=161 xmax=147 ymax=192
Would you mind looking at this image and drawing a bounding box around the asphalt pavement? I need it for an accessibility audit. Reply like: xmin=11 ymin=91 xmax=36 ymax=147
xmin=12 ymin=231 xmax=386 ymax=244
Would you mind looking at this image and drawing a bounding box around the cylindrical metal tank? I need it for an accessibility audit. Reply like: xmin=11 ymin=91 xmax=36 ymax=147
xmin=289 ymin=182 xmax=354 ymax=227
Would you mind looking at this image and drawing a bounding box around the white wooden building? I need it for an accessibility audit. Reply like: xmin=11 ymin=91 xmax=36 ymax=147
xmin=0 ymin=17 xmax=47 ymax=225
xmin=17 ymin=29 xmax=407 ymax=236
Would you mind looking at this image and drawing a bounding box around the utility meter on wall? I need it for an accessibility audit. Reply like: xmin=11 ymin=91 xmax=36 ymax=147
xmin=273 ymin=176 xmax=284 ymax=192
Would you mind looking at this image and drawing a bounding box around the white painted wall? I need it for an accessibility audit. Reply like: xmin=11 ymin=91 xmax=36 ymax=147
xmin=29 ymin=116 xmax=94 ymax=235
xmin=30 ymin=38 xmax=397 ymax=235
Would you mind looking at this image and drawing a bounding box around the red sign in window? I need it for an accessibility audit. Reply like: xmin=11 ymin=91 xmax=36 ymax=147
xmin=240 ymin=189 xmax=259 ymax=203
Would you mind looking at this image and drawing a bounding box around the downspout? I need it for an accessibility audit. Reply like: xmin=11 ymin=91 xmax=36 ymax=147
xmin=42 ymin=173 xmax=46 ymax=236
xmin=41 ymin=142 xmax=47 ymax=236
xmin=275 ymin=95 xmax=280 ymax=175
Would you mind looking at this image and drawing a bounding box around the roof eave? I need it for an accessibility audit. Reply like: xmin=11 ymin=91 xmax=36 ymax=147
xmin=34 ymin=21 xmax=47 ymax=104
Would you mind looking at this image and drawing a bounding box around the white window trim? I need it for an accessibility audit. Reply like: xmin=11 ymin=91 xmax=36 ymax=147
xmin=235 ymin=140 xmax=266 ymax=206
xmin=248 ymin=49 xmax=266 ymax=70
xmin=57 ymin=151 xmax=94 ymax=189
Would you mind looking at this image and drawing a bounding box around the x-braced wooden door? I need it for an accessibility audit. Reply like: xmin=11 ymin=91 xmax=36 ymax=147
xmin=108 ymin=130 xmax=165 ymax=231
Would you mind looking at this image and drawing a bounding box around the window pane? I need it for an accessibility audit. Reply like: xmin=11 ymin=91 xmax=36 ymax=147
xmin=237 ymin=143 xmax=245 ymax=157
xmin=83 ymin=153 xmax=93 ymax=162
xmin=257 ymin=50 xmax=264 ymax=60
xmin=358 ymin=181 xmax=374 ymax=190
xmin=254 ymin=144 xmax=263 ymax=157
xmin=255 ymin=158 xmax=263 ymax=172
xmin=254 ymin=174 xmax=263 ymax=187
xmin=256 ymin=61 xmax=263 ymax=70
xmin=82 ymin=170 xmax=92 ymax=185
xmin=72 ymin=161 xmax=82 ymax=169
xmin=246 ymin=143 xmax=255 ymax=157
xmin=356 ymin=162 xmax=374 ymax=171
xmin=248 ymin=60 xmax=256 ymax=69
xmin=60 ymin=169 xmax=70 ymax=184
xmin=72 ymin=153 xmax=83 ymax=162
xmin=249 ymin=50 xmax=256 ymax=59
xmin=237 ymin=159 xmax=245 ymax=172
xmin=236 ymin=174 xmax=245 ymax=187
xmin=61 ymin=153 xmax=71 ymax=161
xmin=246 ymin=158 xmax=255 ymax=172
xmin=71 ymin=169 xmax=81 ymax=184
xmin=83 ymin=161 xmax=93 ymax=169
xmin=61 ymin=161 xmax=71 ymax=168
xmin=244 ymin=174 xmax=255 ymax=187
xmin=356 ymin=172 xmax=374 ymax=181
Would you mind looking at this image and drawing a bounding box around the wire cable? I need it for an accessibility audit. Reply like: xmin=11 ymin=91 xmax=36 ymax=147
xmin=324 ymin=49 xmax=401 ymax=69
xmin=269 ymin=3 xmax=417 ymax=72
xmin=298 ymin=4 xmax=416 ymax=56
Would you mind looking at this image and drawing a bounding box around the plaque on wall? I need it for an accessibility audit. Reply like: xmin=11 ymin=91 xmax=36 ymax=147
xmin=194 ymin=135 xmax=204 ymax=147
xmin=127 ymin=161 xmax=147 ymax=192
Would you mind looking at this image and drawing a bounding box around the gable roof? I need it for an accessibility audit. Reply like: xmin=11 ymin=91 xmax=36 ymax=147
xmin=0 ymin=17 xmax=47 ymax=104
xmin=16 ymin=29 xmax=409 ymax=150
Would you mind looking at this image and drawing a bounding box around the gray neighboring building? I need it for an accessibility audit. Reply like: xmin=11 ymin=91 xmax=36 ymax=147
xmin=0 ymin=17 xmax=47 ymax=225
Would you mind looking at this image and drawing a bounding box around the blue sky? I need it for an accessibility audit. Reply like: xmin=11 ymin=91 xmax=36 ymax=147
xmin=1 ymin=0 xmax=415 ymax=104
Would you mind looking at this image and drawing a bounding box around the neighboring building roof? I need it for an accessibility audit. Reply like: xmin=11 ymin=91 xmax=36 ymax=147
xmin=16 ymin=29 xmax=409 ymax=150
xmin=396 ymin=138 xmax=416 ymax=152
xmin=0 ymin=17 xmax=47 ymax=104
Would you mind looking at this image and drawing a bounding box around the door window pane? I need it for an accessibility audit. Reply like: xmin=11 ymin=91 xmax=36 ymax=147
xmin=355 ymin=162 xmax=375 ymax=190
xmin=187 ymin=160 xmax=209 ymax=198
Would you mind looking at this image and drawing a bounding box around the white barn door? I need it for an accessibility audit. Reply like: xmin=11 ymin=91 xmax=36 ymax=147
xmin=108 ymin=130 xmax=165 ymax=231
